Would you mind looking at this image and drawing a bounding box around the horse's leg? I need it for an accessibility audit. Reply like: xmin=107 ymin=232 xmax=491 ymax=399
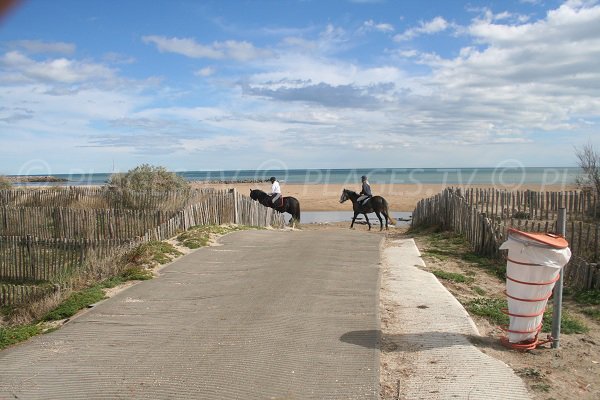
xmin=382 ymin=210 xmax=389 ymax=230
xmin=364 ymin=213 xmax=371 ymax=230
xmin=375 ymin=211 xmax=383 ymax=231
xmin=350 ymin=212 xmax=358 ymax=229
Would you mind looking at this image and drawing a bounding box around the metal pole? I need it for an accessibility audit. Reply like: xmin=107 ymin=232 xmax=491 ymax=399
xmin=551 ymin=207 xmax=567 ymax=349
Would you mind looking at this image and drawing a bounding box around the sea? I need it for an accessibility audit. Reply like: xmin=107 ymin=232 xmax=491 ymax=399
xmin=11 ymin=167 xmax=580 ymax=188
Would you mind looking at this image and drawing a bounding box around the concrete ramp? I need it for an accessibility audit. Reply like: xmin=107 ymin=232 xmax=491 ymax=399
xmin=383 ymin=239 xmax=530 ymax=399
xmin=0 ymin=230 xmax=382 ymax=399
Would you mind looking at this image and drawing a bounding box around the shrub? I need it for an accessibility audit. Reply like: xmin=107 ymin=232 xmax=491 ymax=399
xmin=0 ymin=175 xmax=11 ymax=189
xmin=108 ymin=164 xmax=188 ymax=192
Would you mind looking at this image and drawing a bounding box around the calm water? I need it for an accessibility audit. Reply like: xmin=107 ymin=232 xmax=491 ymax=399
xmin=12 ymin=167 xmax=579 ymax=187
xmin=302 ymin=211 xmax=412 ymax=225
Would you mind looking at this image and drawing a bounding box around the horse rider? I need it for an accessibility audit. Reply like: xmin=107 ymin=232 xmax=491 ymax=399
xmin=269 ymin=176 xmax=282 ymax=207
xmin=357 ymin=175 xmax=372 ymax=206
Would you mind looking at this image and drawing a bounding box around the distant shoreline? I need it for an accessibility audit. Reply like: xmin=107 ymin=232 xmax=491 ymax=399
xmin=3 ymin=167 xmax=580 ymax=187
xmin=6 ymin=175 xmax=68 ymax=183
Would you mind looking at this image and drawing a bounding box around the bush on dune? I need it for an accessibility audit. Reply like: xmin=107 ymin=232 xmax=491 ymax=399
xmin=108 ymin=164 xmax=189 ymax=192
xmin=0 ymin=175 xmax=11 ymax=189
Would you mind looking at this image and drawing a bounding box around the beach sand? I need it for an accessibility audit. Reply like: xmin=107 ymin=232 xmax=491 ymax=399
xmin=190 ymin=182 xmax=577 ymax=212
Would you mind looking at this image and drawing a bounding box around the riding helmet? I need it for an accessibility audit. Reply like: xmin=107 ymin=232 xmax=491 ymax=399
xmin=361 ymin=175 xmax=367 ymax=181
xmin=269 ymin=176 xmax=276 ymax=182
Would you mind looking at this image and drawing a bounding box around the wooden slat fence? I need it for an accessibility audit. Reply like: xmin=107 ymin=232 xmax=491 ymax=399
xmin=0 ymin=283 xmax=67 ymax=307
xmin=0 ymin=189 xmax=285 ymax=306
xmin=464 ymin=188 xmax=598 ymax=223
xmin=412 ymin=188 xmax=600 ymax=290
xmin=0 ymin=206 xmax=175 ymax=239
xmin=0 ymin=187 xmax=219 ymax=210
xmin=0 ymin=236 xmax=133 ymax=283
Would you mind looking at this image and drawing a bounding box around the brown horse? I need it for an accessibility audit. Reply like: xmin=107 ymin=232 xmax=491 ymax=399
xmin=250 ymin=189 xmax=301 ymax=227
xmin=339 ymin=188 xmax=394 ymax=230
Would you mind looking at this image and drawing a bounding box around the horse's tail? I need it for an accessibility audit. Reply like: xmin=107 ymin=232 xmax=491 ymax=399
xmin=383 ymin=198 xmax=396 ymax=225
xmin=293 ymin=199 xmax=301 ymax=223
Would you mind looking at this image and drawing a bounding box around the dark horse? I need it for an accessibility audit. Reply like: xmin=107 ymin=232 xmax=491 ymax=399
xmin=339 ymin=189 xmax=394 ymax=231
xmin=249 ymin=189 xmax=301 ymax=227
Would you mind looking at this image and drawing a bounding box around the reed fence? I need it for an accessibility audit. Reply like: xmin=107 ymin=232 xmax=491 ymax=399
xmin=412 ymin=188 xmax=600 ymax=290
xmin=465 ymin=188 xmax=598 ymax=222
xmin=0 ymin=188 xmax=285 ymax=306
xmin=0 ymin=283 xmax=65 ymax=309
xmin=0 ymin=187 xmax=217 ymax=210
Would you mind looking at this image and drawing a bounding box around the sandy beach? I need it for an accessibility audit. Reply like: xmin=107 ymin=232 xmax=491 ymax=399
xmin=190 ymin=182 xmax=577 ymax=212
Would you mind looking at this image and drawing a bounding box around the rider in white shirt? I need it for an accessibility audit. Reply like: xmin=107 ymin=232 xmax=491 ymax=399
xmin=269 ymin=176 xmax=281 ymax=206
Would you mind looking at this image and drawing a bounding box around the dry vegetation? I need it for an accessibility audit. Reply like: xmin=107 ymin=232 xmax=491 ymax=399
xmin=406 ymin=226 xmax=600 ymax=400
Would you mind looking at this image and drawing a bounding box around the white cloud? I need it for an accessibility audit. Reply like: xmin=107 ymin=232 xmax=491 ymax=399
xmin=9 ymin=40 xmax=76 ymax=55
xmin=195 ymin=67 xmax=215 ymax=77
xmin=394 ymin=16 xmax=450 ymax=41
xmin=0 ymin=51 xmax=116 ymax=84
xmin=3 ymin=1 xmax=600 ymax=172
xmin=362 ymin=19 xmax=394 ymax=33
xmin=142 ymin=35 xmax=273 ymax=61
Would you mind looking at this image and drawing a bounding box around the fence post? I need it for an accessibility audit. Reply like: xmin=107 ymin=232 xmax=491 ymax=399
xmin=232 ymin=188 xmax=239 ymax=224
xmin=26 ymin=234 xmax=35 ymax=280
xmin=551 ymin=207 xmax=567 ymax=349
xmin=480 ymin=213 xmax=487 ymax=254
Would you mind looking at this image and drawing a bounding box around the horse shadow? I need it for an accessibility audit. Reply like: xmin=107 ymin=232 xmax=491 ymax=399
xmin=340 ymin=329 xmax=506 ymax=352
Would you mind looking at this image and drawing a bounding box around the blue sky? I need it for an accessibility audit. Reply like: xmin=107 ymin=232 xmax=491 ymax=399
xmin=1 ymin=0 xmax=599 ymax=175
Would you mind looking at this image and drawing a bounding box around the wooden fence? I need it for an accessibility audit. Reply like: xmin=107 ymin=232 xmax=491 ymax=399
xmin=0 ymin=187 xmax=217 ymax=210
xmin=412 ymin=188 xmax=600 ymax=290
xmin=464 ymin=188 xmax=598 ymax=222
xmin=0 ymin=283 xmax=65 ymax=308
xmin=0 ymin=206 xmax=175 ymax=239
xmin=0 ymin=236 xmax=133 ymax=282
xmin=0 ymin=189 xmax=285 ymax=306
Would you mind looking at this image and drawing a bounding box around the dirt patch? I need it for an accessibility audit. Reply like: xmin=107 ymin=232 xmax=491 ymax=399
xmin=402 ymin=228 xmax=600 ymax=400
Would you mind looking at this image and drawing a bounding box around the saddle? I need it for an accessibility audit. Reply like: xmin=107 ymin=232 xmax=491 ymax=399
xmin=276 ymin=196 xmax=285 ymax=208
xmin=264 ymin=196 xmax=285 ymax=209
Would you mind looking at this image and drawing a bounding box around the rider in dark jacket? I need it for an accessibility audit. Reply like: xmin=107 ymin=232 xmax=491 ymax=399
xmin=357 ymin=175 xmax=372 ymax=205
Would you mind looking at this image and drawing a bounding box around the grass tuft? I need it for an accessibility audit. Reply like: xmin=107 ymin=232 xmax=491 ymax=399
xmin=466 ymin=297 xmax=508 ymax=326
xmin=42 ymin=286 xmax=105 ymax=321
xmin=432 ymin=269 xmax=474 ymax=284
xmin=123 ymin=241 xmax=182 ymax=267
xmin=0 ymin=324 xmax=42 ymax=350
xmin=582 ymin=308 xmax=600 ymax=322
xmin=573 ymin=289 xmax=600 ymax=305
xmin=177 ymin=225 xmax=258 ymax=249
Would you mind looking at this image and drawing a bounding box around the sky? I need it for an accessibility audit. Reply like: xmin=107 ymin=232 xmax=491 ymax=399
xmin=1 ymin=0 xmax=599 ymax=175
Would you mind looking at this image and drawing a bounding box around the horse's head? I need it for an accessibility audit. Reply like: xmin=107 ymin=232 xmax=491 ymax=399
xmin=249 ymin=189 xmax=258 ymax=200
xmin=339 ymin=189 xmax=349 ymax=203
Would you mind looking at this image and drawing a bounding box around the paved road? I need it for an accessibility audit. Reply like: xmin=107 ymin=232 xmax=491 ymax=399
xmin=0 ymin=230 xmax=382 ymax=400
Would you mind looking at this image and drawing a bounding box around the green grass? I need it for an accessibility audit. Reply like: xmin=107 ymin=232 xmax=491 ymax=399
xmin=461 ymin=253 xmax=506 ymax=280
xmin=98 ymin=267 xmax=153 ymax=289
xmin=582 ymin=308 xmax=600 ymax=321
xmin=515 ymin=367 xmax=544 ymax=379
xmin=124 ymin=241 xmax=182 ymax=267
xmin=541 ymin=308 xmax=589 ymax=334
xmin=120 ymin=267 xmax=153 ymax=281
xmin=432 ymin=269 xmax=474 ymax=284
xmin=573 ymin=289 xmax=600 ymax=305
xmin=0 ymin=324 xmax=42 ymax=350
xmin=465 ymin=297 xmax=589 ymax=334
xmin=43 ymin=286 xmax=106 ymax=321
xmin=177 ymin=225 xmax=258 ymax=249
xmin=530 ymin=383 xmax=551 ymax=393
xmin=473 ymin=286 xmax=486 ymax=295
xmin=466 ymin=297 xmax=508 ymax=325
xmin=43 ymin=266 xmax=155 ymax=322
xmin=412 ymin=228 xmax=506 ymax=281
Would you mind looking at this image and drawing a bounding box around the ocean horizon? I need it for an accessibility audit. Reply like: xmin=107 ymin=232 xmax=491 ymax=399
xmin=9 ymin=167 xmax=580 ymax=188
